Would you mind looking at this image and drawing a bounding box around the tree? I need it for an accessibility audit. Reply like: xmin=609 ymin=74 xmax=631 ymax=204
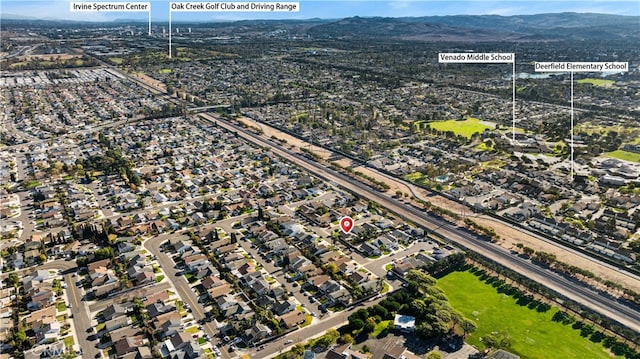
xmin=460 ymin=318 xmax=477 ymax=337
xmin=7 ymin=273 xmax=19 ymax=288
xmin=406 ymin=269 xmax=436 ymax=289
xmin=339 ymin=333 xmax=354 ymax=344
xmin=325 ymin=328 xmax=340 ymax=343
xmin=371 ymin=304 xmax=388 ymax=319
xmin=363 ymin=317 xmax=377 ymax=334
xmin=483 ymin=332 xmax=510 ymax=350
xmin=351 ymin=308 xmax=370 ymax=322
xmin=291 ymin=343 xmax=305 ymax=357
xmin=522 ymin=246 xmax=535 ymax=257
xmin=409 ymin=298 xmax=429 ymax=318
xmin=325 ymin=263 xmax=338 ymax=275
xmin=350 ymin=318 xmax=365 ymax=331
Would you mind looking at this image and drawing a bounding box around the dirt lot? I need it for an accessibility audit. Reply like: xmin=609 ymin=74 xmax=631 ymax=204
xmin=237 ymin=116 xmax=640 ymax=293
xmin=131 ymin=72 xmax=167 ymax=92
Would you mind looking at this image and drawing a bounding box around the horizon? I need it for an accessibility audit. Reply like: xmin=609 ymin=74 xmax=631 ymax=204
xmin=1 ymin=1 xmax=639 ymax=22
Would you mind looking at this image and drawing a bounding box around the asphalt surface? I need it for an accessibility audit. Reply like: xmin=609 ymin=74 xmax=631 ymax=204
xmin=200 ymin=112 xmax=640 ymax=333
xmin=66 ymin=271 xmax=101 ymax=359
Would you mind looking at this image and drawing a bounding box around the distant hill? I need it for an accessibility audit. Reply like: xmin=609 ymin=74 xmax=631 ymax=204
xmin=407 ymin=12 xmax=638 ymax=31
xmin=307 ymin=16 xmax=525 ymax=41
xmin=306 ymin=13 xmax=640 ymax=41
xmin=2 ymin=12 xmax=637 ymax=42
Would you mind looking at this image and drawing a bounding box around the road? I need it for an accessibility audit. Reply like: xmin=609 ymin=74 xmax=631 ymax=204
xmin=198 ymin=113 xmax=640 ymax=333
xmin=0 ymin=260 xmax=100 ymax=358
xmin=143 ymin=233 xmax=233 ymax=359
xmin=380 ymin=170 xmax=640 ymax=284
xmin=66 ymin=271 xmax=101 ymax=359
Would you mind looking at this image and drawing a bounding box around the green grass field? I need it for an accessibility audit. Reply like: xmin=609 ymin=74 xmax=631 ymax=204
xmin=577 ymin=78 xmax=615 ymax=87
xmin=405 ymin=172 xmax=424 ymax=182
xmin=158 ymin=68 xmax=172 ymax=74
xmin=428 ymin=117 xmax=492 ymax=139
xmin=606 ymin=150 xmax=640 ymax=163
xmin=371 ymin=320 xmax=391 ymax=337
xmin=56 ymin=301 xmax=67 ymax=313
xmin=109 ymin=57 xmax=124 ymax=64
xmin=438 ymin=271 xmax=617 ymax=359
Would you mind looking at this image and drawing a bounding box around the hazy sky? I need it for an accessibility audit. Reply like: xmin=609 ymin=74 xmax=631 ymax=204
xmin=2 ymin=1 xmax=639 ymax=22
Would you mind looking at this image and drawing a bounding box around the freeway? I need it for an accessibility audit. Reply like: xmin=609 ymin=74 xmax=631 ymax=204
xmin=90 ymin=64 xmax=640 ymax=331
xmin=377 ymin=165 xmax=640 ymax=284
xmin=198 ymin=113 xmax=640 ymax=333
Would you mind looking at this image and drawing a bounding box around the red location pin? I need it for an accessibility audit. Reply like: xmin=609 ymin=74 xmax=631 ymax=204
xmin=340 ymin=216 xmax=354 ymax=234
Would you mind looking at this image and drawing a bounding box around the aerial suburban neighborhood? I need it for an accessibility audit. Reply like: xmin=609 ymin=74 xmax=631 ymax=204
xmin=1 ymin=1 xmax=640 ymax=359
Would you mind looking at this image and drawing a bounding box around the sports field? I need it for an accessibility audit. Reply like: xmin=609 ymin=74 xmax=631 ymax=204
xmin=577 ymin=78 xmax=615 ymax=87
xmin=438 ymin=270 xmax=618 ymax=359
xmin=606 ymin=150 xmax=640 ymax=163
xmin=428 ymin=117 xmax=492 ymax=139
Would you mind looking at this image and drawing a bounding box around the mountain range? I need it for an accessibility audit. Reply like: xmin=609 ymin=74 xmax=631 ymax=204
xmin=2 ymin=12 xmax=638 ymax=42
xmin=306 ymin=13 xmax=639 ymax=41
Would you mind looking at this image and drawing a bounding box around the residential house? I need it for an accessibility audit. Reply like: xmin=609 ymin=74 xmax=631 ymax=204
xmin=114 ymin=336 xmax=145 ymax=357
xmin=144 ymin=290 xmax=170 ymax=306
xmin=279 ymin=309 xmax=306 ymax=329
xmin=152 ymin=311 xmax=182 ymax=332
xmin=184 ymin=253 xmax=208 ymax=272
xmin=348 ymin=271 xmax=369 ymax=285
xmin=216 ymin=295 xmax=239 ymax=317
xmin=243 ymin=322 xmax=272 ymax=346
xmin=326 ymin=343 xmax=367 ymax=359
xmin=170 ymin=332 xmax=193 ymax=351
xmin=23 ymin=306 xmax=56 ymax=327
xmin=170 ymin=236 xmax=192 ymax=254
xmin=382 ymin=345 xmax=424 ymax=359
xmin=34 ymin=321 xmax=60 ymax=344
xmin=359 ymin=242 xmax=381 ymax=257
xmin=394 ymin=314 xmax=416 ymax=333
xmin=147 ymin=303 xmax=176 ymax=318
xmin=208 ymin=283 xmax=233 ymax=300
xmin=110 ymin=326 xmax=141 ymax=342
xmin=105 ymin=316 xmax=129 ymax=332
xmin=159 ymin=318 xmax=182 ymax=338
xmin=272 ymin=300 xmax=296 ymax=316
xmin=27 ymin=288 xmax=55 ymax=310
xmin=307 ymin=274 xmax=331 ymax=288
xmin=103 ymin=303 xmax=128 ymax=321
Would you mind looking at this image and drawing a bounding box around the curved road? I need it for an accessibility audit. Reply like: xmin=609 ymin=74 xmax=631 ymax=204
xmin=199 ymin=113 xmax=640 ymax=333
